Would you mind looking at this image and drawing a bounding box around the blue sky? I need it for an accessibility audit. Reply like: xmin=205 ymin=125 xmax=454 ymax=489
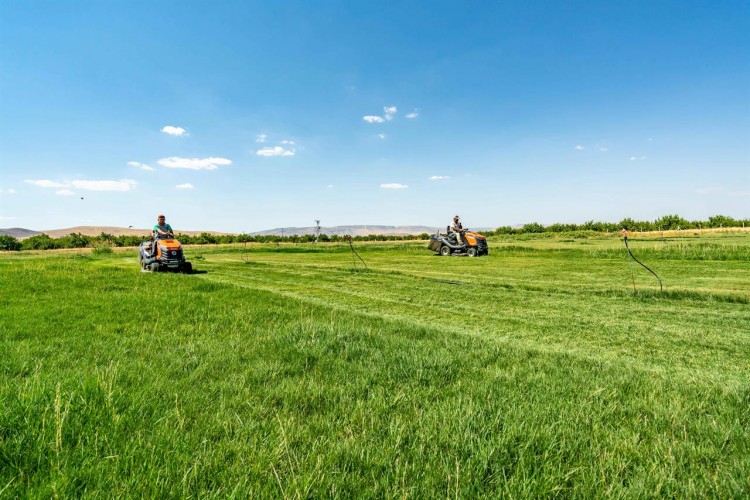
xmin=1 ymin=1 xmax=748 ymax=233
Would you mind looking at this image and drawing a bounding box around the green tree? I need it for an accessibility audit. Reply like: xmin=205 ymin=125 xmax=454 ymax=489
xmin=520 ymin=222 xmax=545 ymax=234
xmin=654 ymin=214 xmax=690 ymax=230
xmin=0 ymin=235 xmax=21 ymax=251
xmin=707 ymin=215 xmax=737 ymax=228
xmin=22 ymin=234 xmax=58 ymax=250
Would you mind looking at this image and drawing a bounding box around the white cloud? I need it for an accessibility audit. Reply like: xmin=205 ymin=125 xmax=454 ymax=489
xmin=161 ymin=125 xmax=187 ymax=136
xmin=575 ymin=145 xmax=585 ymax=150
xmin=629 ymin=156 xmax=647 ymax=161
xmin=256 ymin=134 xmax=267 ymax=143
xmin=158 ymin=157 xmax=232 ymax=170
xmin=71 ymin=179 xmax=136 ymax=192
xmin=405 ymin=112 xmax=419 ymax=119
xmin=25 ymin=179 xmax=68 ymax=188
xmin=599 ymin=147 xmax=609 ymax=152
xmin=327 ymin=184 xmax=334 ymax=189
xmin=176 ymin=183 xmax=194 ymax=190
xmin=378 ymin=133 xmax=387 ymax=140
xmin=0 ymin=188 xmax=16 ymax=195
xmin=363 ymin=115 xmax=385 ymax=124
xmin=429 ymin=175 xmax=449 ymax=180
xmin=127 ymin=161 xmax=154 ymax=171
xmin=280 ymin=140 xmax=296 ymax=145
xmin=629 ymin=156 xmax=637 ymax=161
xmin=56 ymin=189 xmax=75 ymax=196
xmin=256 ymin=146 xmax=295 ymax=157
xmin=384 ymin=106 xmax=397 ymax=121
xmin=380 ymin=183 xmax=408 ymax=189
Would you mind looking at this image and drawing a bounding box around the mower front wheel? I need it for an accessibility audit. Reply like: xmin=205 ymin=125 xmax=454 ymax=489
xmin=467 ymin=247 xmax=477 ymax=257
xmin=440 ymin=245 xmax=451 ymax=256
xmin=181 ymin=262 xmax=193 ymax=274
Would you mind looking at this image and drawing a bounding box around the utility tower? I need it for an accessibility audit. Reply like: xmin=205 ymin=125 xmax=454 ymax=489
xmin=315 ymin=219 xmax=321 ymax=242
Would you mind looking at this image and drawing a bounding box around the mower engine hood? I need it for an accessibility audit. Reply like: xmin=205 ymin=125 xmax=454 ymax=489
xmin=158 ymin=239 xmax=182 ymax=251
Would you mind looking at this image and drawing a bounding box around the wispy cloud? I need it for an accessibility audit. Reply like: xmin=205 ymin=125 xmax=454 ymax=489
xmin=0 ymin=216 xmax=18 ymax=221
xmin=161 ymin=125 xmax=187 ymax=136
xmin=576 ymin=144 xmax=610 ymax=152
xmin=158 ymin=157 xmax=232 ymax=170
xmin=378 ymin=133 xmax=387 ymax=140
xmin=405 ymin=110 xmax=419 ymax=119
xmin=56 ymin=189 xmax=75 ymax=196
xmin=0 ymin=188 xmax=17 ymax=195
xmin=26 ymin=179 xmax=136 ymax=192
xmin=380 ymin=183 xmax=408 ymax=189
xmin=363 ymin=115 xmax=385 ymax=124
xmin=429 ymin=175 xmax=449 ymax=180
xmin=256 ymin=134 xmax=267 ymax=143
xmin=176 ymin=183 xmax=194 ymax=190
xmin=127 ymin=161 xmax=154 ymax=171
xmin=629 ymin=156 xmax=647 ymax=161
xmin=25 ymin=179 xmax=68 ymax=188
xmin=256 ymin=146 xmax=295 ymax=157
xmin=695 ymin=187 xmax=721 ymax=195
xmin=384 ymin=106 xmax=397 ymax=121
xmin=71 ymin=180 xmax=136 ymax=191
xmin=729 ymin=190 xmax=749 ymax=197
xmin=280 ymin=140 xmax=295 ymax=145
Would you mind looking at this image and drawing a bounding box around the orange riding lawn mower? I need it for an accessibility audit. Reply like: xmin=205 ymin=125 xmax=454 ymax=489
xmin=139 ymin=234 xmax=192 ymax=273
xmin=428 ymin=226 xmax=489 ymax=257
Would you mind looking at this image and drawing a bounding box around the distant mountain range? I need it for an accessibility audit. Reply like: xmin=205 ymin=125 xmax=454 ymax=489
xmin=0 ymin=225 xmax=499 ymax=239
xmin=250 ymin=225 xmax=444 ymax=237
xmin=0 ymin=228 xmax=41 ymax=239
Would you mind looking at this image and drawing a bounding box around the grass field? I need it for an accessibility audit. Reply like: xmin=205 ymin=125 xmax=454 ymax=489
xmin=1 ymin=232 xmax=749 ymax=497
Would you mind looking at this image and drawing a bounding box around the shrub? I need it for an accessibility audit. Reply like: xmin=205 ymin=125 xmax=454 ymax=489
xmin=92 ymin=243 xmax=113 ymax=255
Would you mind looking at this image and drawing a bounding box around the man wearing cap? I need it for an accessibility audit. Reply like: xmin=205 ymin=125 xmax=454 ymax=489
xmin=152 ymin=214 xmax=174 ymax=253
xmin=451 ymin=215 xmax=464 ymax=245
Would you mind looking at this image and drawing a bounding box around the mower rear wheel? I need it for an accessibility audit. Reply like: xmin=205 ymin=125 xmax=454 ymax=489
xmin=467 ymin=247 xmax=477 ymax=257
xmin=440 ymin=245 xmax=451 ymax=256
xmin=182 ymin=262 xmax=192 ymax=274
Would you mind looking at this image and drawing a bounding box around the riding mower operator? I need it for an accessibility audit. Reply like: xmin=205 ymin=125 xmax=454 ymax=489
xmin=451 ymin=215 xmax=464 ymax=245
xmin=152 ymin=214 xmax=174 ymax=253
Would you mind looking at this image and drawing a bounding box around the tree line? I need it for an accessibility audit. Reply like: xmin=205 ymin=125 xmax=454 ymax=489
xmin=492 ymin=214 xmax=747 ymax=235
xmin=0 ymin=214 xmax=746 ymax=251
xmin=0 ymin=231 xmax=432 ymax=251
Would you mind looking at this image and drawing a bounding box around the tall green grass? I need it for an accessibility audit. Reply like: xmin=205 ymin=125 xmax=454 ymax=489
xmin=1 ymin=233 xmax=748 ymax=496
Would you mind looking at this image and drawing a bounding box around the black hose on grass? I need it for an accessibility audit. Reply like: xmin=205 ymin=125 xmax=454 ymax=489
xmin=347 ymin=236 xmax=368 ymax=270
xmin=623 ymin=235 xmax=663 ymax=292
